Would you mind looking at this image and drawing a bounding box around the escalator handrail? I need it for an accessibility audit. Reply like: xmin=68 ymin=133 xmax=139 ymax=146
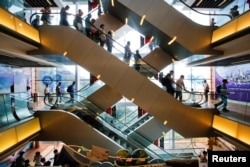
xmin=29 ymin=11 xmax=159 ymax=77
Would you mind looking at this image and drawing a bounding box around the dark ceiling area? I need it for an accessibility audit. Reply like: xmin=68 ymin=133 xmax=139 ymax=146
xmin=0 ymin=55 xmax=51 ymax=67
xmin=190 ymin=0 xmax=234 ymax=9
xmin=24 ymin=0 xmax=58 ymax=8
xmin=187 ymin=54 xmax=250 ymax=67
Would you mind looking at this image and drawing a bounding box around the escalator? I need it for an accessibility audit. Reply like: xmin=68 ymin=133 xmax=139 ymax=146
xmin=102 ymin=0 xmax=222 ymax=61
xmin=95 ymin=13 xmax=174 ymax=72
xmin=34 ymin=103 xmax=178 ymax=159
xmin=28 ymin=26 xmax=216 ymax=138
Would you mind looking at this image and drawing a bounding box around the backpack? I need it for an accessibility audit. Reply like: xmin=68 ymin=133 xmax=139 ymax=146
xmin=67 ymin=85 xmax=71 ymax=92
xmin=216 ymin=85 xmax=221 ymax=93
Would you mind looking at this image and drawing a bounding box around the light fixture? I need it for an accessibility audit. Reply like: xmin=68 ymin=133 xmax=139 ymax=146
xmin=111 ymin=0 xmax=114 ymax=7
xmin=163 ymin=120 xmax=168 ymax=125
xmin=96 ymin=74 xmax=101 ymax=79
xmin=47 ymin=0 xmax=52 ymax=5
xmin=125 ymin=17 xmax=128 ymax=24
xmin=130 ymin=98 xmax=135 ymax=102
xmin=218 ymin=0 xmax=227 ymax=7
xmin=111 ymin=30 xmax=115 ymax=36
xmin=63 ymin=51 xmax=68 ymax=56
xmin=231 ymin=60 xmax=250 ymax=65
xmin=99 ymin=0 xmax=103 ymax=9
xmin=196 ymin=0 xmax=203 ymax=7
xmin=168 ymin=36 xmax=177 ymax=45
xmin=150 ymin=36 xmax=154 ymax=42
xmin=140 ymin=15 xmax=146 ymax=26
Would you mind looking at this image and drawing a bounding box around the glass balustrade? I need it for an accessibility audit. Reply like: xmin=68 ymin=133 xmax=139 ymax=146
xmin=164 ymin=0 xmax=249 ymax=26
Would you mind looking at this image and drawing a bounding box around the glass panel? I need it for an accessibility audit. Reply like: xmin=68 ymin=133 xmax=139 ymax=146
xmin=164 ymin=0 xmax=248 ymax=26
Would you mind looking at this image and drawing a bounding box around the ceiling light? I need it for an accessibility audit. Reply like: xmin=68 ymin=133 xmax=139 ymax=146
xmin=150 ymin=36 xmax=154 ymax=42
xmin=96 ymin=74 xmax=101 ymax=79
xmin=125 ymin=17 xmax=128 ymax=24
xmin=63 ymin=51 xmax=67 ymax=56
xmin=46 ymin=0 xmax=52 ymax=5
xmin=140 ymin=15 xmax=146 ymax=26
xmin=130 ymin=98 xmax=135 ymax=102
xmin=196 ymin=0 xmax=203 ymax=6
xmin=231 ymin=60 xmax=250 ymax=65
xmin=111 ymin=0 xmax=114 ymax=7
xmin=168 ymin=36 xmax=177 ymax=45
xmin=218 ymin=0 xmax=227 ymax=7
xmin=163 ymin=120 xmax=168 ymax=125
xmin=99 ymin=0 xmax=103 ymax=9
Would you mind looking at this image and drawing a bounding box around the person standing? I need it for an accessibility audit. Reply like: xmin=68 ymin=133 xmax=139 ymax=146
xmin=67 ymin=81 xmax=76 ymax=103
xmin=99 ymin=24 xmax=106 ymax=47
xmin=175 ymin=75 xmax=185 ymax=102
xmin=60 ymin=5 xmax=70 ymax=26
xmin=24 ymin=159 xmax=31 ymax=167
xmin=73 ymin=9 xmax=84 ymax=32
xmin=124 ymin=41 xmax=132 ymax=64
xmin=134 ymin=50 xmax=142 ymax=71
xmin=41 ymin=6 xmax=51 ymax=25
xmin=203 ymin=79 xmax=209 ymax=102
xmin=52 ymin=149 xmax=60 ymax=166
xmin=31 ymin=15 xmax=40 ymax=28
xmin=210 ymin=18 xmax=216 ymax=27
xmin=164 ymin=70 xmax=175 ymax=96
xmin=214 ymin=79 xmax=229 ymax=112
xmin=106 ymin=31 xmax=113 ymax=53
xmin=41 ymin=157 xmax=51 ymax=166
xmin=247 ymin=0 xmax=250 ymax=10
xmin=15 ymin=151 xmax=25 ymax=167
xmin=55 ymin=82 xmax=62 ymax=105
xmin=230 ymin=5 xmax=239 ymax=18
xmin=44 ymin=84 xmax=50 ymax=103
xmin=33 ymin=151 xmax=42 ymax=166
xmin=85 ymin=14 xmax=92 ymax=37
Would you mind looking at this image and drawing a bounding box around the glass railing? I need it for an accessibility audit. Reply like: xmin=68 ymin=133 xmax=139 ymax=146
xmin=164 ymin=0 xmax=249 ymax=26
xmin=41 ymin=80 xmax=105 ymax=107
xmin=0 ymin=92 xmax=34 ymax=128
xmin=218 ymin=89 xmax=250 ymax=125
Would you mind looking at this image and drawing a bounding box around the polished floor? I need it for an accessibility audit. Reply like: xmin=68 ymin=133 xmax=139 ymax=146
xmin=22 ymin=141 xmax=63 ymax=166
xmin=201 ymin=99 xmax=250 ymax=125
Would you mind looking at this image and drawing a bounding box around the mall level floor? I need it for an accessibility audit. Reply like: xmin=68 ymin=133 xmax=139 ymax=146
xmin=18 ymin=141 xmax=63 ymax=166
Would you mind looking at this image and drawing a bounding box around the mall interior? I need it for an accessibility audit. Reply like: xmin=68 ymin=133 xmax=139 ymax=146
xmin=0 ymin=0 xmax=250 ymax=166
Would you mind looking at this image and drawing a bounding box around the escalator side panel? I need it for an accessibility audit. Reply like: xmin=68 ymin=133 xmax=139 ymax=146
xmin=87 ymin=85 xmax=123 ymax=111
xmin=94 ymin=13 xmax=124 ymax=32
xmin=142 ymin=48 xmax=174 ymax=71
xmin=34 ymin=110 xmax=122 ymax=155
